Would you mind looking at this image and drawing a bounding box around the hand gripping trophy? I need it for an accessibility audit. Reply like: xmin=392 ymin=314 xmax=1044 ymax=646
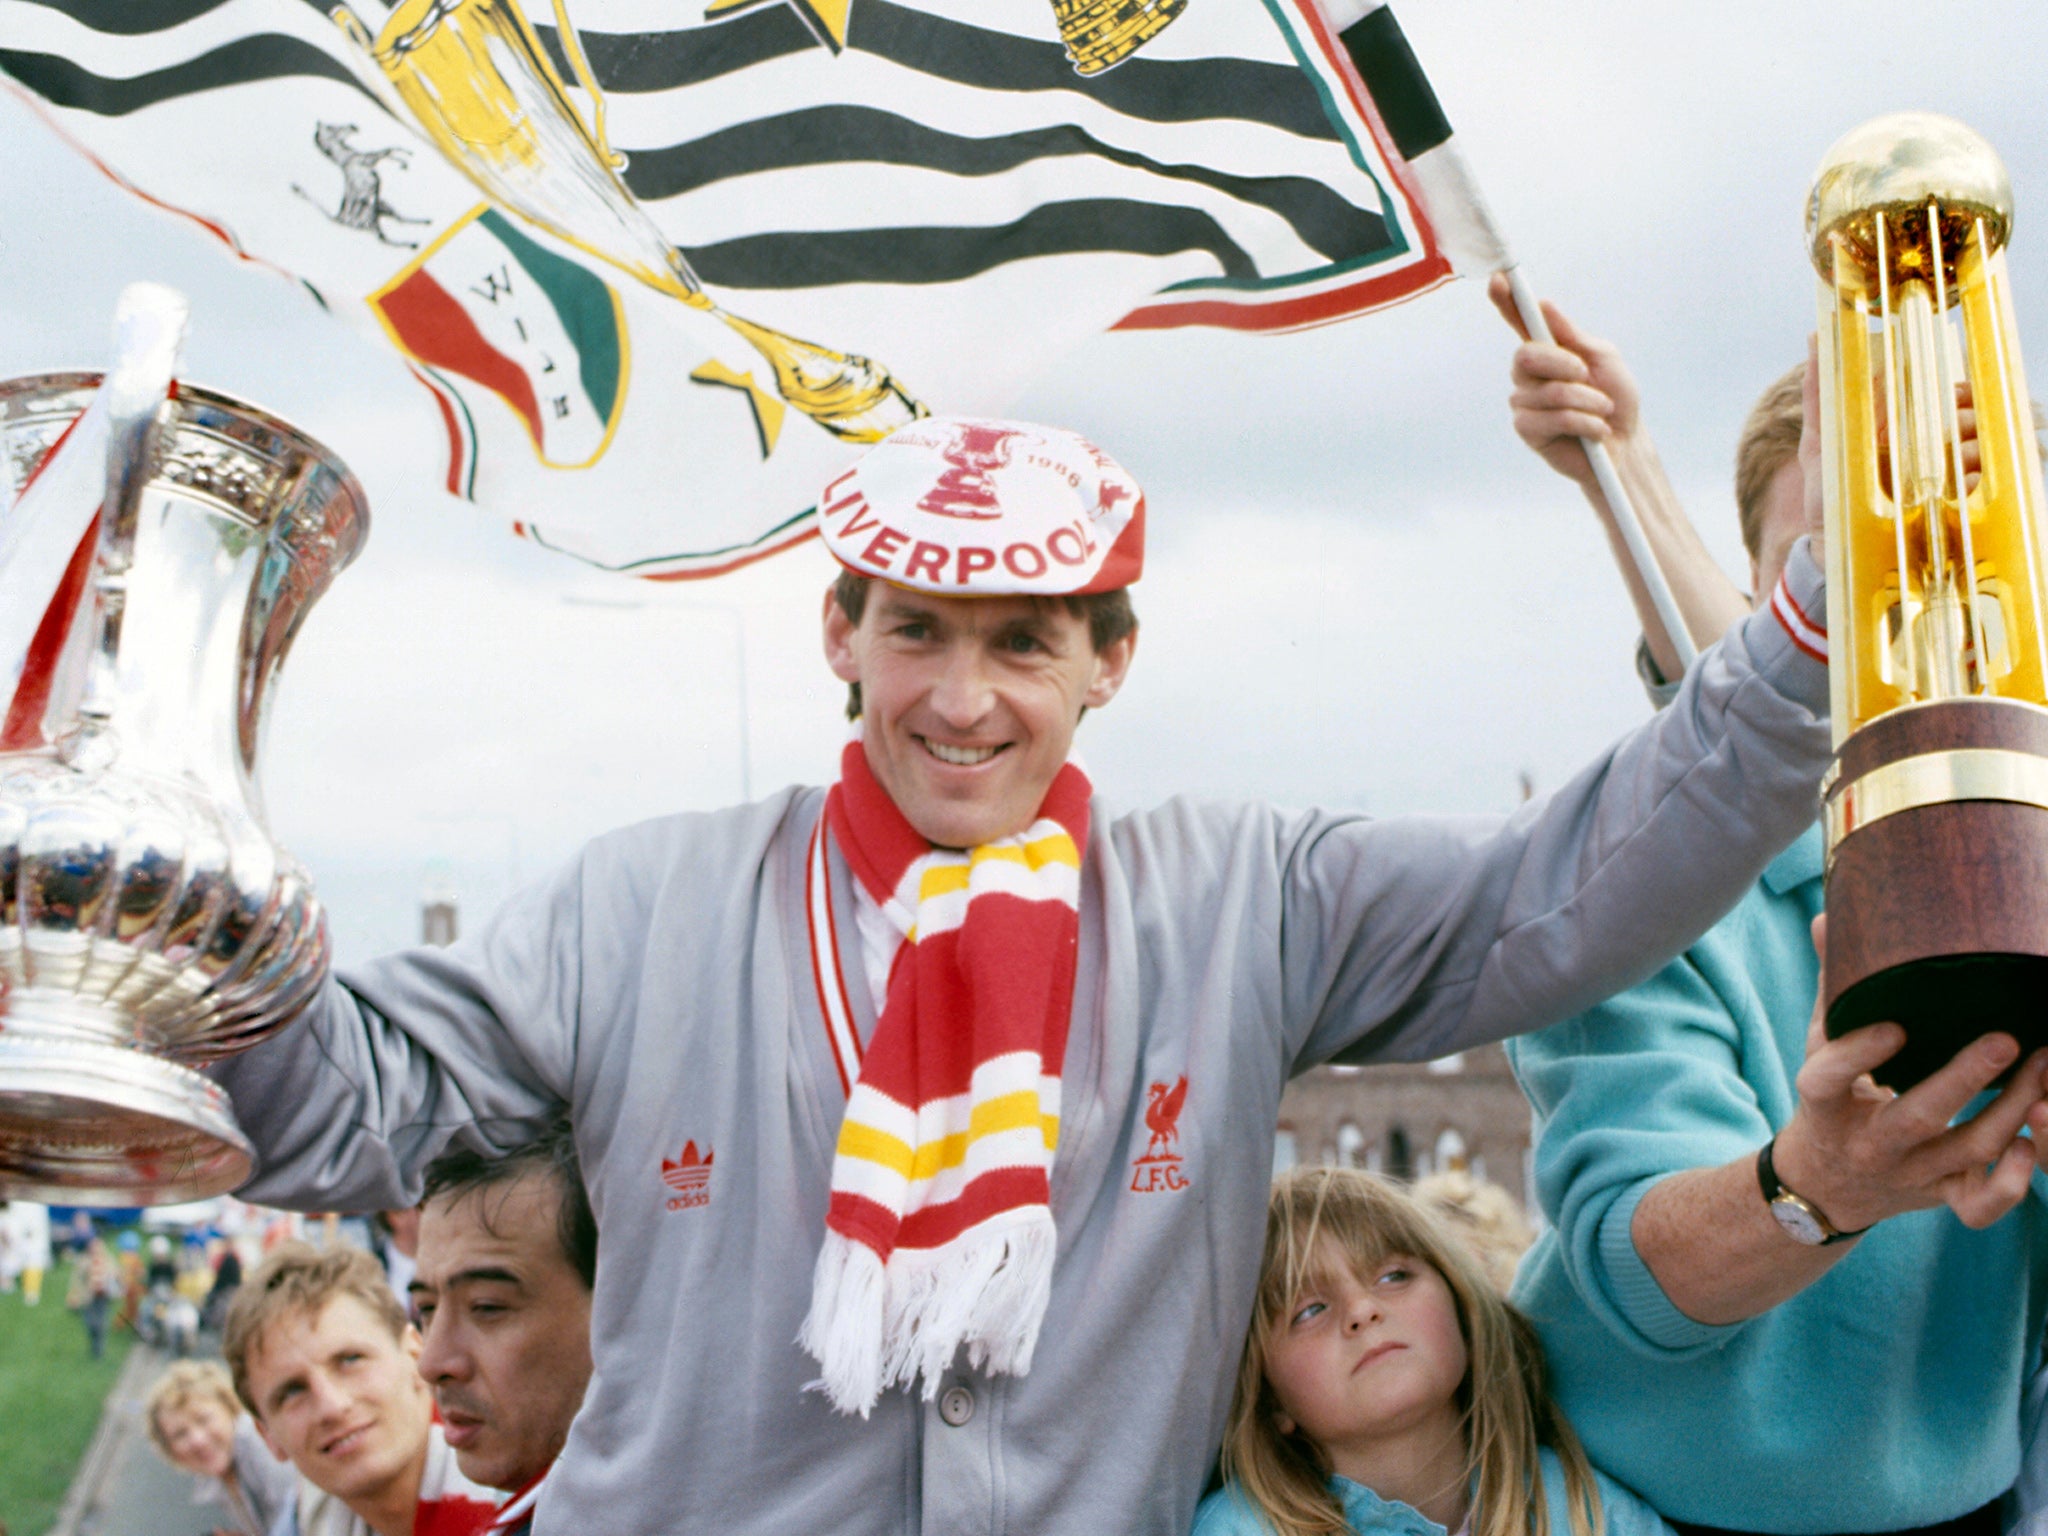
xmin=332 ymin=0 xmax=926 ymax=443
xmin=0 ymin=285 xmax=366 ymax=1203
xmin=1810 ymin=114 xmax=2048 ymax=1087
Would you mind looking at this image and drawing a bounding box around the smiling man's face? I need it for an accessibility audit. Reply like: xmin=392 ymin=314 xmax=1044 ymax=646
xmin=245 ymin=1294 xmax=431 ymax=1511
xmin=823 ymin=585 xmax=1136 ymax=848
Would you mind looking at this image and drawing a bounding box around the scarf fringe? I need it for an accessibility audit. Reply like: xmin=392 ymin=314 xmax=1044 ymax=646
xmin=800 ymin=1214 xmax=1057 ymax=1417
xmin=799 ymin=1231 xmax=888 ymax=1417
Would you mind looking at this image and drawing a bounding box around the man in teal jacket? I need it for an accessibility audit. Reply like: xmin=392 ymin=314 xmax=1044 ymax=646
xmin=1493 ymin=279 xmax=2048 ymax=1536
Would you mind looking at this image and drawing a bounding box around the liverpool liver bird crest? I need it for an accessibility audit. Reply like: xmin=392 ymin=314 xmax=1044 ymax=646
xmin=1143 ymin=1076 xmax=1188 ymax=1161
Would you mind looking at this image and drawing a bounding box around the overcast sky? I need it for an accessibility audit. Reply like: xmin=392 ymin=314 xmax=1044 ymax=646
xmin=4 ymin=1 xmax=2047 ymax=960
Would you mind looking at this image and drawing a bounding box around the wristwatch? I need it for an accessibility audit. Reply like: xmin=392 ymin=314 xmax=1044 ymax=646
xmin=1756 ymin=1137 xmax=1871 ymax=1246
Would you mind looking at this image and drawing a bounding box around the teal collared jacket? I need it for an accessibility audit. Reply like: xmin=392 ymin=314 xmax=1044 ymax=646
xmin=1508 ymin=826 xmax=2048 ymax=1531
xmin=1191 ymin=1448 xmax=1672 ymax=1536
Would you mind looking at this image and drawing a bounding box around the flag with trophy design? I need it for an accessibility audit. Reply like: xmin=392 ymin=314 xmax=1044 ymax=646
xmin=1 ymin=0 xmax=1474 ymax=579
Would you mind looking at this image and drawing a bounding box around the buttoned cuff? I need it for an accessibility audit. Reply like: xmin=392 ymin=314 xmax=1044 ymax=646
xmin=1594 ymin=1174 xmax=1740 ymax=1353
xmin=1743 ymin=537 xmax=1830 ymax=718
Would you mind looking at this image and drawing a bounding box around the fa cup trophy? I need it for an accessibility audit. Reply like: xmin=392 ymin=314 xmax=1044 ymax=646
xmin=1812 ymin=114 xmax=2048 ymax=1087
xmin=0 ymin=285 xmax=366 ymax=1203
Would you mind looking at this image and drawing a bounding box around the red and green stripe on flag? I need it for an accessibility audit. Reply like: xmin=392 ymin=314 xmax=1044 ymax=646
xmin=371 ymin=206 xmax=627 ymax=470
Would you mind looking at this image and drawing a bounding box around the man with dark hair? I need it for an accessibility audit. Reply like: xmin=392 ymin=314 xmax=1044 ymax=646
xmin=827 ymin=565 xmax=1136 ymax=721
xmin=216 ymin=413 xmax=1839 ymax=1534
xmin=410 ymin=1121 xmax=595 ymax=1536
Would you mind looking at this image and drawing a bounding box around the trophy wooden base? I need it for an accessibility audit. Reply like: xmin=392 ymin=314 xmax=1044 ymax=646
xmin=1822 ymin=698 xmax=2048 ymax=1091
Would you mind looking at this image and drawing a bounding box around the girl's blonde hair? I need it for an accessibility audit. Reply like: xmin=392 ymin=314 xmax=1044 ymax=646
xmin=145 ymin=1359 xmax=242 ymax=1460
xmin=1221 ymin=1167 xmax=1600 ymax=1536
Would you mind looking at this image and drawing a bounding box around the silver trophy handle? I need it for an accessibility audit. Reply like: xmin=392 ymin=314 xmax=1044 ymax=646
xmin=67 ymin=284 xmax=188 ymax=768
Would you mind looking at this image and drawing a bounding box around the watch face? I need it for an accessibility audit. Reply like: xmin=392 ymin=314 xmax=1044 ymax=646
xmin=1770 ymin=1196 xmax=1829 ymax=1246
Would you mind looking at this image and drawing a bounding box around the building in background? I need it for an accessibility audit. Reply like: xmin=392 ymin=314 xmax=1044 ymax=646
xmin=422 ymin=866 xmax=459 ymax=948
xmin=1276 ymin=1045 xmax=1532 ymax=1208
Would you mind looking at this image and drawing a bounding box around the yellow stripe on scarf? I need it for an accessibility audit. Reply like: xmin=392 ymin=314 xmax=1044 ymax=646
xmin=915 ymin=834 xmax=1080 ymax=903
xmin=836 ymin=1091 xmax=1061 ymax=1179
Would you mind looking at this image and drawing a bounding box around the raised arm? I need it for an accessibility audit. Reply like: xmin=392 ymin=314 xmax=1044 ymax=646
xmin=1487 ymin=272 xmax=1748 ymax=680
xmin=1512 ymin=907 xmax=2048 ymax=1353
xmin=1631 ymin=918 xmax=2048 ymax=1325
xmin=1276 ymin=536 xmax=1830 ymax=1071
xmin=208 ymin=842 xmax=591 ymax=1213
xmin=210 ymin=791 xmax=809 ymax=1212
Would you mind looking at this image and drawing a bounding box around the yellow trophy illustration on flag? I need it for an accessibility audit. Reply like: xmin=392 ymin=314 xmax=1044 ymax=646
xmin=1050 ymin=0 xmax=1186 ymax=76
xmin=334 ymin=0 xmax=925 ymax=442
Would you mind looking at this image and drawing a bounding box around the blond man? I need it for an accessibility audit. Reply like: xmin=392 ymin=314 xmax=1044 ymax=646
xmin=224 ymin=1244 xmax=496 ymax=1536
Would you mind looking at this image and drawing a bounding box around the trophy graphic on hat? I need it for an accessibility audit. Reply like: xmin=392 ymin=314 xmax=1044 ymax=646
xmin=0 ymin=284 xmax=366 ymax=1202
xmin=332 ymin=0 xmax=926 ymax=443
xmin=1810 ymin=113 xmax=2048 ymax=1087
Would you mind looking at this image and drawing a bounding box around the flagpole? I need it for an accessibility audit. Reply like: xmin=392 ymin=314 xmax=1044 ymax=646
xmin=1499 ymin=264 xmax=1700 ymax=674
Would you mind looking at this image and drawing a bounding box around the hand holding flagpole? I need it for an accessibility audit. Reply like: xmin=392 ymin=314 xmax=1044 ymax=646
xmin=1498 ymin=267 xmax=1701 ymax=674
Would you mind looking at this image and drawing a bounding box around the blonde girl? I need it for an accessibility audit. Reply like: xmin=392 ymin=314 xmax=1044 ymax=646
xmin=145 ymin=1359 xmax=298 ymax=1536
xmin=1194 ymin=1168 xmax=1671 ymax=1536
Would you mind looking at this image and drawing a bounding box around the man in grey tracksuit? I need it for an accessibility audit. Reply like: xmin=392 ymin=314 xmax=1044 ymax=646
xmin=214 ymin=416 xmax=1832 ymax=1535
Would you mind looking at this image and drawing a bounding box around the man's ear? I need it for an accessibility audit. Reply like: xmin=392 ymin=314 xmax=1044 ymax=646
xmin=1082 ymin=627 xmax=1138 ymax=710
xmin=822 ymin=585 xmax=861 ymax=686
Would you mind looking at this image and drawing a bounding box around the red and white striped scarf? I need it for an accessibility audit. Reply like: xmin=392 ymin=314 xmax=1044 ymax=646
xmin=799 ymin=737 xmax=1088 ymax=1416
xmin=294 ymin=1423 xmax=497 ymax=1536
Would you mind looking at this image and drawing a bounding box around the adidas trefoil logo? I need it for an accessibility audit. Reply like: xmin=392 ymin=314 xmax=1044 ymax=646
xmin=661 ymin=1140 xmax=714 ymax=1211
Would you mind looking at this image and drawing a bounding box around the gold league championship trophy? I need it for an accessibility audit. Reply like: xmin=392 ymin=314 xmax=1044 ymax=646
xmin=1812 ymin=114 xmax=2048 ymax=1088
xmin=0 ymin=285 xmax=366 ymax=1202
xmin=334 ymin=0 xmax=925 ymax=442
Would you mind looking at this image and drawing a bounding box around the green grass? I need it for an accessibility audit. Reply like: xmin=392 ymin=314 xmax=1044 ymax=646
xmin=0 ymin=1259 xmax=133 ymax=1536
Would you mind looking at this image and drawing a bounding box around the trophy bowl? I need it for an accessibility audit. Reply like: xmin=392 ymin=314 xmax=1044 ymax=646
xmin=0 ymin=372 xmax=367 ymax=1203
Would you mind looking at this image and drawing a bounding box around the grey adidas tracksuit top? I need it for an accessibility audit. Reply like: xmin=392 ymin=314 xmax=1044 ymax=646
xmin=216 ymin=546 xmax=1832 ymax=1535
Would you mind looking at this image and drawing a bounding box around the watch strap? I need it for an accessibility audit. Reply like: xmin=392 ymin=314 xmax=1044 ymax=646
xmin=1757 ymin=1136 xmax=1869 ymax=1245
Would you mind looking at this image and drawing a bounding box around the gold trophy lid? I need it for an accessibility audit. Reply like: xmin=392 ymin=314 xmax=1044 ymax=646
xmin=1807 ymin=111 xmax=2012 ymax=284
